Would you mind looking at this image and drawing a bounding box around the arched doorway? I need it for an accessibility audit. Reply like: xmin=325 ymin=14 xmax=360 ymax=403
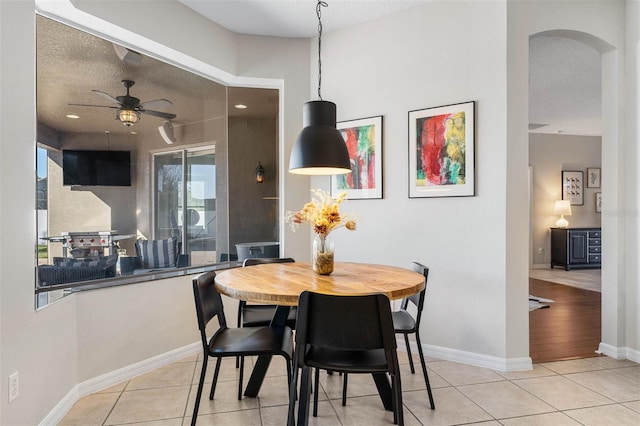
xmin=527 ymin=29 xmax=617 ymax=363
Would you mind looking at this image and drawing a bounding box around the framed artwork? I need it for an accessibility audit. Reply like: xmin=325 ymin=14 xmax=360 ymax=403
xmin=595 ymin=192 xmax=602 ymax=213
xmin=562 ymin=170 xmax=584 ymax=205
xmin=331 ymin=115 xmax=383 ymax=199
xmin=408 ymin=101 xmax=475 ymax=198
xmin=587 ymin=167 xmax=601 ymax=188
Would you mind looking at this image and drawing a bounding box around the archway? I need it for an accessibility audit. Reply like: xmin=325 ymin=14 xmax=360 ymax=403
xmin=527 ymin=29 xmax=618 ymax=362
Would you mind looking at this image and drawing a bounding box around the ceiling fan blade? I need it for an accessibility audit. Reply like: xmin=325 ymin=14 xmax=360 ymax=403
xmin=92 ymin=90 xmax=122 ymax=105
xmin=140 ymin=109 xmax=177 ymax=119
xmin=139 ymin=98 xmax=173 ymax=109
xmin=68 ymin=103 xmax=119 ymax=109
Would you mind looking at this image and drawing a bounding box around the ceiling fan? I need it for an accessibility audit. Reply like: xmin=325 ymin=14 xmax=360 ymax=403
xmin=69 ymin=79 xmax=177 ymax=126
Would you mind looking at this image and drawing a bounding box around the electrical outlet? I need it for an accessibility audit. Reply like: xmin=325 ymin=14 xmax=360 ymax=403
xmin=8 ymin=372 xmax=18 ymax=402
xmin=538 ymin=247 xmax=544 ymax=255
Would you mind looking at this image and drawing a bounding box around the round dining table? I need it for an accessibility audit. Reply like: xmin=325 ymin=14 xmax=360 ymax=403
xmin=214 ymin=261 xmax=425 ymax=409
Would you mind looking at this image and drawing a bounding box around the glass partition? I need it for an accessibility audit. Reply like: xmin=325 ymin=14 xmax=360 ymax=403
xmin=35 ymin=15 xmax=279 ymax=307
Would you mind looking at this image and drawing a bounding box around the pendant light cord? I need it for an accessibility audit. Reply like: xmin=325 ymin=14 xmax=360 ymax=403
xmin=316 ymin=1 xmax=328 ymax=101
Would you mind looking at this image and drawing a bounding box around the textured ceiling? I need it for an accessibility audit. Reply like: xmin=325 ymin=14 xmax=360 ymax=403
xmin=36 ymin=16 xmax=278 ymax=139
xmin=529 ymin=35 xmax=601 ymax=136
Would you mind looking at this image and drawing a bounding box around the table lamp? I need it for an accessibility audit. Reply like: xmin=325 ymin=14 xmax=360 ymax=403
xmin=554 ymin=200 xmax=572 ymax=228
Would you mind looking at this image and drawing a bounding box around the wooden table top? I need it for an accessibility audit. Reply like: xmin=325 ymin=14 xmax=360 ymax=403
xmin=214 ymin=262 xmax=425 ymax=306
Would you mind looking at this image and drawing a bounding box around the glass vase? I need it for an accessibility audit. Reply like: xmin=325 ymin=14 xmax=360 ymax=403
xmin=313 ymin=234 xmax=334 ymax=275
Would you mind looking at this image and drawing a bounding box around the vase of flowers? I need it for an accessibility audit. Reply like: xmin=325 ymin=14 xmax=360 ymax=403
xmin=312 ymin=234 xmax=335 ymax=274
xmin=286 ymin=189 xmax=357 ymax=275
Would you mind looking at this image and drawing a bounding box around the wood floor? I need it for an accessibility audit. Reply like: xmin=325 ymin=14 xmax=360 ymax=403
xmin=529 ymin=278 xmax=602 ymax=363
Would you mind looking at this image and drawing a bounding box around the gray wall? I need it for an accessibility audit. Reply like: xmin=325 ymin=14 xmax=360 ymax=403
xmin=228 ymin=117 xmax=279 ymax=256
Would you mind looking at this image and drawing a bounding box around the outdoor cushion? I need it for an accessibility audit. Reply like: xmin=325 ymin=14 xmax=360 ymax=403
xmin=135 ymin=238 xmax=177 ymax=269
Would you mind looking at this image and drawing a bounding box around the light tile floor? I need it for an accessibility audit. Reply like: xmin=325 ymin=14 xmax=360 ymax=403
xmin=59 ymin=352 xmax=640 ymax=425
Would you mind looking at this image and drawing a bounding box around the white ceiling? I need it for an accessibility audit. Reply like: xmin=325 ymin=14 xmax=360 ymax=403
xmin=178 ymin=0 xmax=603 ymax=137
xmin=177 ymin=0 xmax=426 ymax=38
xmin=38 ymin=1 xmax=603 ymax=138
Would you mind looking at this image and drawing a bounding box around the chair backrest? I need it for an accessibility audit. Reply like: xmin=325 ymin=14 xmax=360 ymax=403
xmin=192 ymin=271 xmax=226 ymax=346
xmin=401 ymin=262 xmax=429 ymax=325
xmin=295 ymin=291 xmax=397 ymax=359
xmin=242 ymin=257 xmax=295 ymax=267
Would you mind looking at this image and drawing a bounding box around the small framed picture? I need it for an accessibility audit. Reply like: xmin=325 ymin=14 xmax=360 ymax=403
xmin=595 ymin=192 xmax=602 ymax=213
xmin=408 ymin=101 xmax=475 ymax=198
xmin=562 ymin=170 xmax=584 ymax=206
xmin=331 ymin=115 xmax=383 ymax=200
xmin=587 ymin=167 xmax=601 ymax=188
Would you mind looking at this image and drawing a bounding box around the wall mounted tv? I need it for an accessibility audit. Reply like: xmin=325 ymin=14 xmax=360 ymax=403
xmin=63 ymin=150 xmax=132 ymax=186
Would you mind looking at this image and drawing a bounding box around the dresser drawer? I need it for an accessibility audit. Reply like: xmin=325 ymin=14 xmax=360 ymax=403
xmin=589 ymin=254 xmax=602 ymax=263
xmin=589 ymin=239 xmax=601 ymax=246
xmin=590 ymin=231 xmax=602 ymax=238
xmin=589 ymin=246 xmax=602 ymax=253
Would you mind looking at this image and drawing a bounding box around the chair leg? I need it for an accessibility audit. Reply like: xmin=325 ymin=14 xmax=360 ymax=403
xmin=209 ymin=358 xmax=222 ymax=400
xmin=297 ymin=367 xmax=312 ymax=426
xmin=236 ymin=302 xmax=245 ymax=369
xmin=342 ymin=373 xmax=348 ymax=406
xmin=238 ymin=355 xmax=245 ymax=400
xmin=404 ymin=334 xmax=415 ymax=374
xmin=392 ymin=371 xmax=404 ymax=426
xmin=287 ymin=363 xmax=299 ymax=426
xmin=313 ymin=368 xmax=320 ymax=417
xmin=191 ymin=355 xmax=208 ymax=426
xmin=415 ymin=333 xmax=435 ymax=409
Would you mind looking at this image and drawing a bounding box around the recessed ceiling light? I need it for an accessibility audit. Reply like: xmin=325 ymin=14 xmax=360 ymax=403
xmin=234 ymin=104 xmax=247 ymax=109
xmin=130 ymin=131 xmax=138 ymax=135
xmin=66 ymin=114 xmax=80 ymax=119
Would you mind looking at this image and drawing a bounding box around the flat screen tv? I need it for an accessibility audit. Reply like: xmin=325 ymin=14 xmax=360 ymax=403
xmin=63 ymin=150 xmax=132 ymax=186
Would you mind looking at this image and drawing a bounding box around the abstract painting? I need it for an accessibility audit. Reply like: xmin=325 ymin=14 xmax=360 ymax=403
xmin=331 ymin=115 xmax=383 ymax=199
xmin=408 ymin=101 xmax=475 ymax=198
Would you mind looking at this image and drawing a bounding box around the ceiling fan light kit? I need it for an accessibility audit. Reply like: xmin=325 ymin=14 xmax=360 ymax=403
xmin=118 ymin=109 xmax=140 ymax=126
xmin=69 ymin=79 xmax=176 ymax=128
xmin=288 ymin=1 xmax=350 ymax=176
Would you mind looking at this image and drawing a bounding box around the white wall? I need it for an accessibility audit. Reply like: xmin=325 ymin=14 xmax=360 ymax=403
xmin=623 ymin=0 xmax=639 ymax=360
xmin=530 ymin=134 xmax=602 ymax=267
xmin=0 ymin=0 xmax=311 ymax=424
xmin=1 ymin=0 xmax=637 ymax=424
xmin=314 ymin=0 xmax=518 ymax=364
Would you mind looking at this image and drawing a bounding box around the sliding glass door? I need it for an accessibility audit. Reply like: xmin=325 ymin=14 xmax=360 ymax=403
xmin=154 ymin=147 xmax=217 ymax=265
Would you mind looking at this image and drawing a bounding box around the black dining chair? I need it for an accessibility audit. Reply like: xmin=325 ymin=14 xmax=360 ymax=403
xmin=238 ymin=257 xmax=297 ymax=329
xmin=339 ymin=262 xmax=435 ymax=411
xmin=191 ymin=271 xmax=293 ymax=426
xmin=394 ymin=262 xmax=434 ymax=409
xmin=236 ymin=257 xmax=297 ymax=369
xmin=287 ymin=291 xmax=403 ymax=426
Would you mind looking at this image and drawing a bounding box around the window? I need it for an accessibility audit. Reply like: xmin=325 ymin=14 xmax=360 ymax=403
xmin=35 ymin=15 xmax=279 ymax=308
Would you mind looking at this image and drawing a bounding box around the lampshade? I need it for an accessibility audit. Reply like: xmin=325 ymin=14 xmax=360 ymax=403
xmin=553 ymin=200 xmax=572 ymax=216
xmin=288 ymin=100 xmax=351 ymax=175
xmin=118 ymin=109 xmax=140 ymax=126
xmin=554 ymin=200 xmax=572 ymax=228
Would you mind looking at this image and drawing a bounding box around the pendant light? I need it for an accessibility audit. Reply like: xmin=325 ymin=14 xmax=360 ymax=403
xmin=289 ymin=1 xmax=351 ymax=175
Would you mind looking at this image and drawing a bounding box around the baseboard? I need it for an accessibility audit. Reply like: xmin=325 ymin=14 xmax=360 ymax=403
xmin=597 ymin=342 xmax=640 ymax=363
xmin=396 ymin=337 xmax=533 ymax=372
xmin=531 ymin=264 xmax=550 ymax=270
xmin=39 ymin=342 xmax=200 ymax=426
